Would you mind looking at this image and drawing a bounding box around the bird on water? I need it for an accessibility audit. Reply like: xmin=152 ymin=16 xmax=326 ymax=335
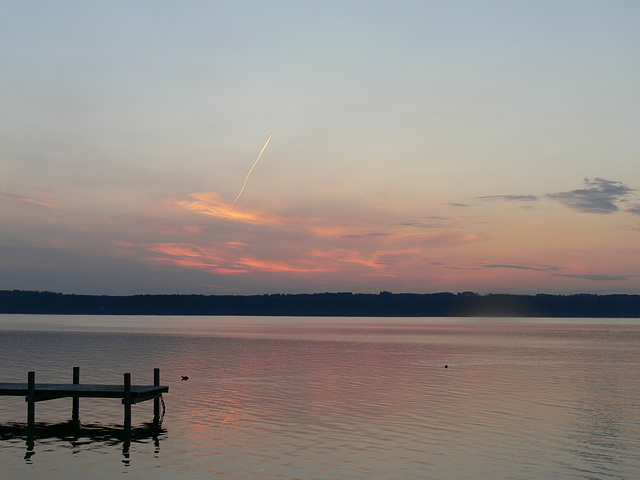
xmin=181 ymin=376 xmax=189 ymax=380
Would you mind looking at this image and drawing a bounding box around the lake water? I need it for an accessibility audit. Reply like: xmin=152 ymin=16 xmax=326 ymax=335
xmin=0 ymin=315 xmax=639 ymax=479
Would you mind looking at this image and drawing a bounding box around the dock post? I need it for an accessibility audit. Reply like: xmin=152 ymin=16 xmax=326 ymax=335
xmin=153 ymin=368 xmax=160 ymax=424
xmin=27 ymin=371 xmax=36 ymax=428
xmin=72 ymin=367 xmax=80 ymax=424
xmin=123 ymin=373 xmax=132 ymax=429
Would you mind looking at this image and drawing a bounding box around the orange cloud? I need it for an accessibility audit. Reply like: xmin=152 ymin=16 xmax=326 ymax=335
xmin=144 ymin=243 xmax=235 ymax=271
xmin=148 ymin=243 xmax=221 ymax=260
xmin=175 ymin=192 xmax=284 ymax=226
xmin=306 ymin=223 xmax=369 ymax=237
xmin=310 ymin=249 xmax=391 ymax=269
xmin=213 ymin=267 xmax=251 ymax=274
xmin=237 ymin=257 xmax=333 ymax=273
xmin=149 ymin=256 xmax=218 ymax=270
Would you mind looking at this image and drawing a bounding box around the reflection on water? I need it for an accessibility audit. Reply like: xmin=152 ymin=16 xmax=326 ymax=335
xmin=0 ymin=420 xmax=166 ymax=464
xmin=1 ymin=316 xmax=640 ymax=479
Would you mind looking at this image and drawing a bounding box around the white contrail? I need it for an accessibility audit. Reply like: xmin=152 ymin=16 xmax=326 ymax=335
xmin=232 ymin=131 xmax=273 ymax=205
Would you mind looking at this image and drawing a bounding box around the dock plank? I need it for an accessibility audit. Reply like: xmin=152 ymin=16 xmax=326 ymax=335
xmin=0 ymin=383 xmax=168 ymax=399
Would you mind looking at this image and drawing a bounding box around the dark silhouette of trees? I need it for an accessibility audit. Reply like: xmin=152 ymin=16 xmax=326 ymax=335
xmin=1 ymin=290 xmax=640 ymax=317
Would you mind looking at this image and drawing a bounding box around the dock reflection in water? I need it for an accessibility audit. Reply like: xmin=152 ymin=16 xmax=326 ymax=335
xmin=0 ymin=420 xmax=167 ymax=465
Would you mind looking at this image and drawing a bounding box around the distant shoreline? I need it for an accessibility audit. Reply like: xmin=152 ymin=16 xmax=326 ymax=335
xmin=2 ymin=290 xmax=640 ymax=317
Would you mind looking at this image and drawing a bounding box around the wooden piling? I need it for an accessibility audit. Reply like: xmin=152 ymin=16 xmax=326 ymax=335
xmin=153 ymin=368 xmax=160 ymax=424
xmin=123 ymin=373 xmax=131 ymax=429
xmin=27 ymin=371 xmax=35 ymax=427
xmin=72 ymin=367 xmax=80 ymax=423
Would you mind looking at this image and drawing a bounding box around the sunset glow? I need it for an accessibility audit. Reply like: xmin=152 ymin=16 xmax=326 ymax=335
xmin=1 ymin=2 xmax=639 ymax=295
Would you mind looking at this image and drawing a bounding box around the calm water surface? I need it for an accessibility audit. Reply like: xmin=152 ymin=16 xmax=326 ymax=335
xmin=0 ymin=315 xmax=639 ymax=479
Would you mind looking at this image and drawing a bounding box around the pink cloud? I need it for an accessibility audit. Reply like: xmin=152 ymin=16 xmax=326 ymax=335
xmin=99 ymin=191 xmax=496 ymax=288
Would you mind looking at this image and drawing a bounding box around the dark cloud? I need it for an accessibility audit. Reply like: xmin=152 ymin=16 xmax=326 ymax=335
xmin=547 ymin=178 xmax=635 ymax=214
xmin=341 ymin=233 xmax=390 ymax=239
xmin=554 ymin=274 xmax=634 ymax=282
xmin=627 ymin=204 xmax=640 ymax=215
xmin=476 ymin=195 xmax=539 ymax=202
xmin=482 ymin=263 xmax=560 ymax=272
xmin=398 ymin=216 xmax=450 ymax=229
xmin=446 ymin=202 xmax=471 ymax=207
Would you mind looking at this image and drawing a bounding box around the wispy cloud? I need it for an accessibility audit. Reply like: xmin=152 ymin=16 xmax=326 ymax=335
xmin=123 ymin=240 xmax=332 ymax=275
xmin=398 ymin=216 xmax=451 ymax=229
xmin=0 ymin=187 xmax=64 ymax=210
xmin=310 ymin=248 xmax=402 ymax=269
xmin=481 ymin=263 xmax=560 ymax=272
xmin=449 ymin=261 xmax=637 ymax=286
xmin=341 ymin=232 xmax=390 ymax=239
xmin=236 ymin=256 xmax=332 ymax=273
xmin=547 ymin=178 xmax=635 ymax=214
xmin=476 ymin=195 xmax=539 ymax=202
xmin=554 ymin=274 xmax=635 ymax=282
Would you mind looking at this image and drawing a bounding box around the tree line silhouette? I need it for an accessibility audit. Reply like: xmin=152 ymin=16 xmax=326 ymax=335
xmin=2 ymin=290 xmax=640 ymax=317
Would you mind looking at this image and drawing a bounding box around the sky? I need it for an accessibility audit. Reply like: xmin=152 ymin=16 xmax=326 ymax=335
xmin=1 ymin=1 xmax=639 ymax=295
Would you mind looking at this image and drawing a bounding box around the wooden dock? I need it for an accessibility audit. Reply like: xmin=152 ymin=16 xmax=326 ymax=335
xmin=0 ymin=368 xmax=169 ymax=429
